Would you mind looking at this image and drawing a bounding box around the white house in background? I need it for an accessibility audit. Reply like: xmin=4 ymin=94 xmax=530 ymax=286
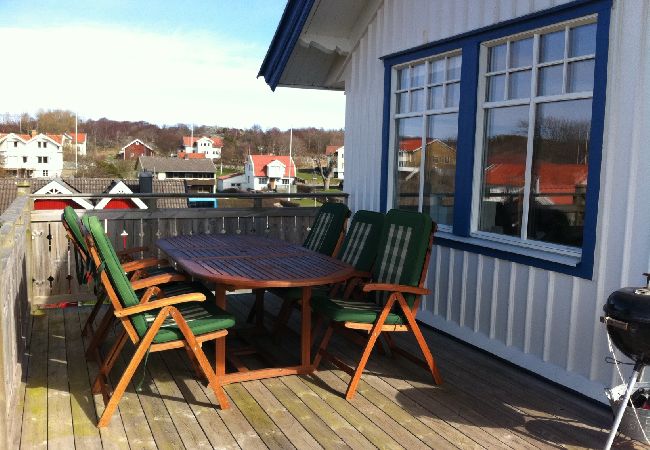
xmin=244 ymin=155 xmax=296 ymax=191
xmin=181 ymin=136 xmax=223 ymax=159
xmin=32 ymin=179 xmax=94 ymax=210
xmin=63 ymin=132 xmax=87 ymax=156
xmin=325 ymin=145 xmax=344 ymax=179
xmin=260 ymin=0 xmax=650 ymax=404
xmin=217 ymin=172 xmax=246 ymax=191
xmin=0 ymin=131 xmax=63 ymax=177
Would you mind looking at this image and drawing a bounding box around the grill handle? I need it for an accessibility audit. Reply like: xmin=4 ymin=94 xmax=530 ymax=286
xmin=600 ymin=316 xmax=630 ymax=331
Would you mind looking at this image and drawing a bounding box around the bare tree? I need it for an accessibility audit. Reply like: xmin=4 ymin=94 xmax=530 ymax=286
xmin=312 ymin=155 xmax=336 ymax=190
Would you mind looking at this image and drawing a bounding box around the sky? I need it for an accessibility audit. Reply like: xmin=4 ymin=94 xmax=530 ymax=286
xmin=0 ymin=0 xmax=345 ymax=130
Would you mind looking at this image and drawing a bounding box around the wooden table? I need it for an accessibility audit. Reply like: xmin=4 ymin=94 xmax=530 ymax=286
xmin=157 ymin=234 xmax=356 ymax=384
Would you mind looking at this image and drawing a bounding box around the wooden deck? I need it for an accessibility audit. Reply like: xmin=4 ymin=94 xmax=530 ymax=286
xmin=13 ymin=292 xmax=645 ymax=449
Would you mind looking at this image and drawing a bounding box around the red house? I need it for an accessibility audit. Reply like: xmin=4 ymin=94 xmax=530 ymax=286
xmin=120 ymin=139 xmax=155 ymax=160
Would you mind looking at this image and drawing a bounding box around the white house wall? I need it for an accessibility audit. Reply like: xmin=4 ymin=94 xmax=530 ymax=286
xmin=343 ymin=0 xmax=650 ymax=401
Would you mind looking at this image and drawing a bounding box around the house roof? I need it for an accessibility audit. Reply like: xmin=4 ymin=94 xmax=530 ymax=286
xmin=218 ymin=172 xmax=245 ymax=180
xmin=325 ymin=145 xmax=342 ymax=155
xmin=0 ymin=132 xmax=64 ymax=146
xmin=65 ymin=132 xmax=87 ymax=144
xmin=121 ymin=139 xmax=154 ymax=152
xmin=249 ymin=155 xmax=297 ymax=177
xmin=259 ymin=0 xmax=381 ymax=90
xmin=0 ymin=177 xmax=188 ymax=213
xmin=182 ymin=136 xmax=224 ymax=147
xmin=138 ymin=156 xmax=216 ymax=173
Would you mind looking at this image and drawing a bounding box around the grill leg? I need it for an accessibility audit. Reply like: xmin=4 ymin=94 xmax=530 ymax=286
xmin=605 ymin=360 xmax=645 ymax=450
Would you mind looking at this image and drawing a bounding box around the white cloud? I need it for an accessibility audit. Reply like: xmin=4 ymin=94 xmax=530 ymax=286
xmin=0 ymin=25 xmax=345 ymax=129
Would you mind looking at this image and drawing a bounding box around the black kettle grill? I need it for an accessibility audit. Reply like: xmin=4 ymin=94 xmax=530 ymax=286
xmin=601 ymin=274 xmax=650 ymax=448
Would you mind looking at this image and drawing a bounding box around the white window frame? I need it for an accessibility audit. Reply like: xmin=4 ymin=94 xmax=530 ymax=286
xmin=469 ymin=16 xmax=597 ymax=257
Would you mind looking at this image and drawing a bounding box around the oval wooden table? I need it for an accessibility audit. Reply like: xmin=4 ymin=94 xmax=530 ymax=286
xmin=157 ymin=234 xmax=356 ymax=384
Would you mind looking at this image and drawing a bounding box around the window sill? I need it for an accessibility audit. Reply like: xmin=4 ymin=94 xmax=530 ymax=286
xmin=434 ymin=230 xmax=582 ymax=267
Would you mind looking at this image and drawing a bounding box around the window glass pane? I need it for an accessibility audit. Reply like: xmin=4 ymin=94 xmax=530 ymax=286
xmin=538 ymin=64 xmax=563 ymax=96
xmin=510 ymin=38 xmax=533 ymax=68
xmin=447 ymin=55 xmax=462 ymax=80
xmin=430 ymin=59 xmax=445 ymax=84
xmin=540 ymin=30 xmax=565 ymax=63
xmin=567 ymin=59 xmax=594 ymax=93
xmin=569 ymin=23 xmax=596 ymax=57
xmin=423 ymin=113 xmax=458 ymax=225
xmin=528 ymin=99 xmax=592 ymax=246
xmin=445 ymin=82 xmax=460 ymax=108
xmin=411 ymin=63 xmax=426 ymax=88
xmin=508 ymin=70 xmax=531 ymax=99
xmin=395 ymin=117 xmax=422 ymax=211
xmin=397 ymin=92 xmax=408 ymax=113
xmin=411 ymin=88 xmax=425 ymax=112
xmin=428 ymin=85 xmax=444 ymax=110
xmin=486 ymin=74 xmax=505 ymax=102
xmin=479 ymin=105 xmax=529 ymax=236
xmin=489 ymin=44 xmax=507 ymax=72
xmin=398 ymin=68 xmax=409 ymax=90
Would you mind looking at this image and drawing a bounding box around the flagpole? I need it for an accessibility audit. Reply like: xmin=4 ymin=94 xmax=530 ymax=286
xmin=75 ymin=112 xmax=78 ymax=175
xmin=288 ymin=127 xmax=293 ymax=200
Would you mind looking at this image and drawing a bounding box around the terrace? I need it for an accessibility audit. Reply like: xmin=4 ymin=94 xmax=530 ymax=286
xmin=0 ymin=187 xmax=643 ymax=448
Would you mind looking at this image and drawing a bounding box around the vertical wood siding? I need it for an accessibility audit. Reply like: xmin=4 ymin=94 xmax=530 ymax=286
xmin=343 ymin=0 xmax=650 ymax=400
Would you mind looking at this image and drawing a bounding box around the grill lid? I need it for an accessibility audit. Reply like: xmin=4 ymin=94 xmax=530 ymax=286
xmin=603 ymin=287 xmax=650 ymax=324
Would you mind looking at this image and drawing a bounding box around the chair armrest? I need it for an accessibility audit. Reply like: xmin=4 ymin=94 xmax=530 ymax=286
xmin=362 ymin=283 xmax=430 ymax=296
xmin=114 ymin=292 xmax=205 ymax=317
xmin=131 ymin=273 xmax=187 ymax=291
xmin=116 ymin=246 xmax=149 ymax=256
xmin=121 ymin=258 xmax=169 ymax=273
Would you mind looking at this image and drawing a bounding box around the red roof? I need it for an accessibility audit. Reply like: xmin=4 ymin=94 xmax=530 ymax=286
xmin=249 ymin=155 xmax=297 ymax=177
xmin=66 ymin=132 xmax=87 ymax=144
xmin=325 ymin=145 xmax=341 ymax=155
xmin=218 ymin=172 xmax=244 ymax=180
xmin=182 ymin=136 xmax=223 ymax=147
xmin=399 ymin=138 xmax=422 ymax=152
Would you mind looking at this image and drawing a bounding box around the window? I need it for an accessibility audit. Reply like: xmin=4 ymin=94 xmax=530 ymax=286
xmin=258 ymin=177 xmax=268 ymax=184
xmin=22 ymin=156 xmax=27 ymax=163
xmin=43 ymin=142 xmax=47 ymax=148
xmin=38 ymin=156 xmax=48 ymax=164
xmin=38 ymin=142 xmax=42 ymax=148
xmin=42 ymin=170 xmax=49 ymax=177
xmin=393 ymin=52 xmax=461 ymax=230
xmin=13 ymin=141 xmax=18 ymax=148
xmin=383 ymin=0 xmax=611 ymax=278
xmin=281 ymin=178 xmax=290 ymax=185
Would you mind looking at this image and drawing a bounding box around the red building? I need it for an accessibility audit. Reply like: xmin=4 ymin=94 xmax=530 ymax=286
xmin=119 ymin=139 xmax=155 ymax=160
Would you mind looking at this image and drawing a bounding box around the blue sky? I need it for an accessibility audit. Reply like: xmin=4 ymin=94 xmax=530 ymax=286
xmin=0 ymin=1 xmax=345 ymax=130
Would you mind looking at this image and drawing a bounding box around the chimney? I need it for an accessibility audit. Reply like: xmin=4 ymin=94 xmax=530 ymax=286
xmin=31 ymin=130 xmax=37 ymax=137
xmin=139 ymin=170 xmax=153 ymax=194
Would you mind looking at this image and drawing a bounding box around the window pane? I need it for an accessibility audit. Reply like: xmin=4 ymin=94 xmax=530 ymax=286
xmin=446 ymin=82 xmax=460 ymax=108
xmin=447 ymin=55 xmax=462 ymax=80
xmin=508 ymin=70 xmax=531 ymax=99
xmin=487 ymin=74 xmax=505 ymax=102
xmin=411 ymin=88 xmax=425 ymax=112
xmin=479 ymin=105 xmax=529 ymax=236
xmin=428 ymin=85 xmax=444 ymax=110
xmin=489 ymin=44 xmax=507 ymax=72
xmin=397 ymin=92 xmax=408 ymax=113
xmin=540 ymin=30 xmax=565 ymax=63
xmin=398 ymin=68 xmax=409 ymax=90
xmin=567 ymin=59 xmax=594 ymax=93
xmin=528 ymin=99 xmax=592 ymax=246
xmin=430 ymin=59 xmax=445 ymax=84
xmin=538 ymin=64 xmax=563 ymax=96
xmin=569 ymin=23 xmax=596 ymax=57
xmin=423 ymin=113 xmax=458 ymax=225
xmin=510 ymin=38 xmax=533 ymax=68
xmin=395 ymin=117 xmax=422 ymax=211
xmin=411 ymin=63 xmax=426 ymax=88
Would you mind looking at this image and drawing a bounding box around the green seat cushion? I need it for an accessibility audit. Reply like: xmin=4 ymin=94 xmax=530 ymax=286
xmin=144 ymin=300 xmax=236 ymax=344
xmin=311 ymin=296 xmax=405 ymax=325
xmin=303 ymin=202 xmax=350 ymax=255
xmin=336 ymin=210 xmax=384 ymax=272
xmin=63 ymin=206 xmax=88 ymax=253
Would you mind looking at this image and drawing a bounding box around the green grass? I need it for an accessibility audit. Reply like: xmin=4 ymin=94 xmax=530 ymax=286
xmin=216 ymin=166 xmax=243 ymax=175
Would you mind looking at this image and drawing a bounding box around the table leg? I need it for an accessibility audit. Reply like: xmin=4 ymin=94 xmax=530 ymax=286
xmin=215 ymin=284 xmax=226 ymax=377
xmin=254 ymin=289 xmax=265 ymax=329
xmin=301 ymin=286 xmax=312 ymax=368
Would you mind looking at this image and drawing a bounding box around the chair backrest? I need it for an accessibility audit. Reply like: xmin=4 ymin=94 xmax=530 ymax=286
xmin=336 ymin=210 xmax=384 ymax=272
xmin=87 ymin=215 xmax=148 ymax=337
xmin=372 ymin=209 xmax=436 ymax=307
xmin=62 ymin=206 xmax=88 ymax=254
xmin=303 ymin=202 xmax=350 ymax=256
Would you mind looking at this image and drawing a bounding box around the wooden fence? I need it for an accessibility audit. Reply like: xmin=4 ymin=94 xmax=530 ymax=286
xmin=0 ymin=189 xmax=32 ymax=450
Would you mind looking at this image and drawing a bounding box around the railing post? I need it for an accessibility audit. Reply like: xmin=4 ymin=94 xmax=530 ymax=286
xmin=16 ymin=182 xmax=34 ymax=310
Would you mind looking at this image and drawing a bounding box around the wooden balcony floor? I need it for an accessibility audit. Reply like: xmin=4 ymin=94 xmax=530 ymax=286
xmin=14 ymin=292 xmax=645 ymax=449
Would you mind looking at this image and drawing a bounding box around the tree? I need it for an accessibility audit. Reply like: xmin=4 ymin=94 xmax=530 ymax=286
xmin=312 ymin=155 xmax=336 ymax=190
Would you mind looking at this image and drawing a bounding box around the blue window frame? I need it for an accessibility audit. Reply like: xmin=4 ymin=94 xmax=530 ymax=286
xmin=380 ymin=0 xmax=611 ymax=279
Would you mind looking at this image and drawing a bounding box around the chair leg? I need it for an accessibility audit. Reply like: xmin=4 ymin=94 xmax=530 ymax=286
xmin=92 ymin=330 xmax=128 ymax=394
xmin=85 ymin=308 xmax=114 ymax=361
xmin=313 ymin=323 xmax=334 ymax=370
xmin=81 ymin=296 xmax=105 ymax=337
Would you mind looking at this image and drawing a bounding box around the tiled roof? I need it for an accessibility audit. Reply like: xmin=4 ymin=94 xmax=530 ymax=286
xmin=249 ymin=155 xmax=296 ymax=177
xmin=325 ymin=145 xmax=342 ymax=155
xmin=0 ymin=132 xmax=65 ymax=145
xmin=138 ymin=156 xmax=216 ymax=173
xmin=0 ymin=177 xmax=188 ymax=214
xmin=65 ymin=132 xmax=87 ymax=144
xmin=182 ymin=136 xmax=223 ymax=147
xmin=218 ymin=172 xmax=244 ymax=180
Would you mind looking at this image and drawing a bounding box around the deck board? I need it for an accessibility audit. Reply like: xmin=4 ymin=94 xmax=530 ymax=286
xmin=16 ymin=292 xmax=648 ymax=450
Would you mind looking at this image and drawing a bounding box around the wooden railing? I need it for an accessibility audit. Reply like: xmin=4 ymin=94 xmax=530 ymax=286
xmin=0 ymin=185 xmax=32 ymax=450
xmin=28 ymin=192 xmax=348 ymax=302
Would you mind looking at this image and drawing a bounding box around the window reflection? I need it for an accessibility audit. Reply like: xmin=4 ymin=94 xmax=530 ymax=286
xmin=395 ymin=117 xmax=422 ymax=211
xmin=479 ymin=105 xmax=529 ymax=236
xmin=528 ymin=99 xmax=591 ymax=246
xmin=423 ymin=114 xmax=458 ymax=225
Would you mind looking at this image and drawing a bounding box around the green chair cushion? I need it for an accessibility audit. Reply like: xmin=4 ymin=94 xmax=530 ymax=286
xmin=302 ymin=202 xmax=350 ymax=256
xmin=336 ymin=210 xmax=384 ymax=272
xmin=311 ymin=296 xmax=405 ymax=325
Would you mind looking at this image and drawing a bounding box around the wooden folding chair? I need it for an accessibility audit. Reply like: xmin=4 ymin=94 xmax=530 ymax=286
xmin=312 ymin=209 xmax=443 ymax=399
xmin=85 ymin=215 xmax=234 ymax=427
xmin=247 ymin=201 xmax=351 ymax=327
